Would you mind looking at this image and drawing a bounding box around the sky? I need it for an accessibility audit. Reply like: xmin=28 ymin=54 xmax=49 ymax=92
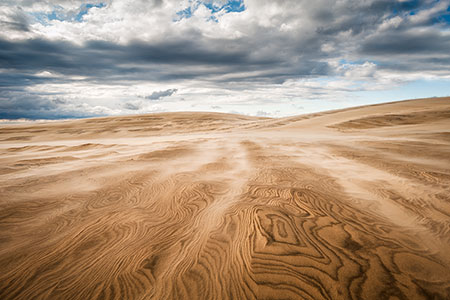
xmin=1 ymin=0 xmax=450 ymax=119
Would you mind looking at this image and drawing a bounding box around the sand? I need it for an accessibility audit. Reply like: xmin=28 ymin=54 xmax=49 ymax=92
xmin=0 ymin=97 xmax=449 ymax=299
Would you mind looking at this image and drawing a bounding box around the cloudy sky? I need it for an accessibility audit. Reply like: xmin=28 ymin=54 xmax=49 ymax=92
xmin=1 ymin=0 xmax=450 ymax=119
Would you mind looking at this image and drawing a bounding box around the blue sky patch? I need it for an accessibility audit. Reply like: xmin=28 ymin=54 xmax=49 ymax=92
xmin=175 ymin=0 xmax=245 ymax=21
xmin=432 ymin=13 xmax=450 ymax=25
xmin=75 ymin=3 xmax=106 ymax=22
xmin=30 ymin=3 xmax=105 ymax=25
xmin=388 ymin=1 xmax=450 ymax=27
xmin=203 ymin=0 xmax=245 ymax=13
xmin=431 ymin=4 xmax=450 ymax=25
xmin=176 ymin=6 xmax=194 ymax=20
xmin=30 ymin=6 xmax=65 ymax=24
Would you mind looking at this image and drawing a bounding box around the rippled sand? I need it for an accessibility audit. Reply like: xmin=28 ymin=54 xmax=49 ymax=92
xmin=1 ymin=97 xmax=449 ymax=299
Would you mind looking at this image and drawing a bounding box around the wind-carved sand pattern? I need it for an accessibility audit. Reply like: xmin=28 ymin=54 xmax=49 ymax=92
xmin=0 ymin=98 xmax=450 ymax=299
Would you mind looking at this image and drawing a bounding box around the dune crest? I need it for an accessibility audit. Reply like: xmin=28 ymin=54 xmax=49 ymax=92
xmin=1 ymin=97 xmax=449 ymax=299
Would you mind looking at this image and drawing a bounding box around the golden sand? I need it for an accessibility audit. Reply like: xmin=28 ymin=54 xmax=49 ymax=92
xmin=1 ymin=97 xmax=449 ymax=299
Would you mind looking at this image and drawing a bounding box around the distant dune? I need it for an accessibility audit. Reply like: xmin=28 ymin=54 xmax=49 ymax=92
xmin=1 ymin=97 xmax=449 ymax=299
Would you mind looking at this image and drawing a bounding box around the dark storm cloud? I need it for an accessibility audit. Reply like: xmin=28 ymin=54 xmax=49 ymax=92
xmin=128 ymin=40 xmax=249 ymax=65
xmin=0 ymin=37 xmax=283 ymax=83
xmin=0 ymin=34 xmax=332 ymax=89
xmin=0 ymin=90 xmax=96 ymax=119
xmin=0 ymin=72 xmax=53 ymax=87
xmin=315 ymin=0 xmax=427 ymax=36
xmin=361 ymin=29 xmax=450 ymax=55
xmin=358 ymin=22 xmax=450 ymax=74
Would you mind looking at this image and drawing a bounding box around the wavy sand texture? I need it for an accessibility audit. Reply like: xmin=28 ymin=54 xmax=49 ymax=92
xmin=0 ymin=97 xmax=449 ymax=299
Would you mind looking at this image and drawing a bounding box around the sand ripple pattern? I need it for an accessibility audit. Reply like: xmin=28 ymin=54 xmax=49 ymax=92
xmin=0 ymin=98 xmax=450 ymax=299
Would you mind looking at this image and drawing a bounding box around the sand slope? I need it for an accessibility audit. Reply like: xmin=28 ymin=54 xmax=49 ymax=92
xmin=0 ymin=97 xmax=449 ymax=299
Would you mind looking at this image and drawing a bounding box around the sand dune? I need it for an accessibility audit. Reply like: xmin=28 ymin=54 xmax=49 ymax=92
xmin=0 ymin=97 xmax=449 ymax=299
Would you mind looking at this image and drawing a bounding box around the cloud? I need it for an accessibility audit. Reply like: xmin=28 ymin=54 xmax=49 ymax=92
xmin=0 ymin=36 xmax=330 ymax=87
xmin=0 ymin=90 xmax=112 ymax=119
xmin=0 ymin=0 xmax=450 ymax=119
xmin=361 ymin=29 xmax=450 ymax=56
xmin=0 ymin=7 xmax=30 ymax=32
xmin=123 ymin=102 xmax=141 ymax=110
xmin=145 ymin=88 xmax=178 ymax=100
xmin=175 ymin=0 xmax=246 ymax=22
